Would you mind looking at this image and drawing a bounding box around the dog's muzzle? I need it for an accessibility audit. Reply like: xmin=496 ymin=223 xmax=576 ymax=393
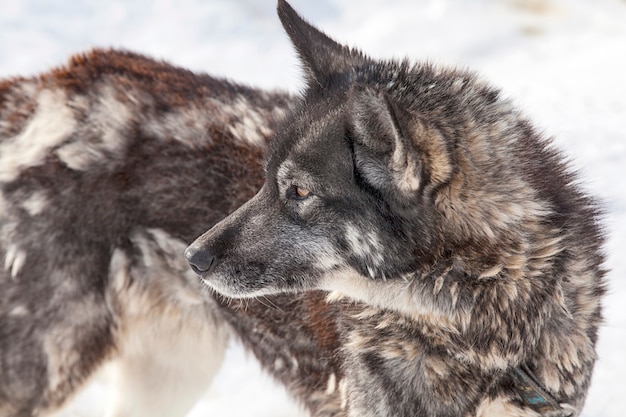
xmin=184 ymin=246 xmax=217 ymax=276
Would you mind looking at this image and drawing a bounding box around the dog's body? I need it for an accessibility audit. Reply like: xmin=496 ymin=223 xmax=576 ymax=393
xmin=0 ymin=50 xmax=299 ymax=416
xmin=1 ymin=1 xmax=605 ymax=417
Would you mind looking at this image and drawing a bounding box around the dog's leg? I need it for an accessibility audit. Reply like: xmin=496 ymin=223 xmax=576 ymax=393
xmin=105 ymin=232 xmax=229 ymax=417
xmin=105 ymin=310 xmax=228 ymax=417
xmin=0 ymin=295 xmax=115 ymax=417
xmin=0 ymin=236 xmax=117 ymax=417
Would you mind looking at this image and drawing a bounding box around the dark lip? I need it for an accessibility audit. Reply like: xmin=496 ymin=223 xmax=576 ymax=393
xmin=189 ymin=263 xmax=205 ymax=276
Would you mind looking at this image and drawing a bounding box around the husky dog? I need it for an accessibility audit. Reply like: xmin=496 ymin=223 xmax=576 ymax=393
xmin=186 ymin=1 xmax=606 ymax=416
xmin=0 ymin=49 xmax=295 ymax=415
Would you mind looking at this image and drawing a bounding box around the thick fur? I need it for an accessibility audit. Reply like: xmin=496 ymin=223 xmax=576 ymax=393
xmin=187 ymin=1 xmax=606 ymax=417
xmin=0 ymin=50 xmax=294 ymax=416
xmin=0 ymin=2 xmax=605 ymax=417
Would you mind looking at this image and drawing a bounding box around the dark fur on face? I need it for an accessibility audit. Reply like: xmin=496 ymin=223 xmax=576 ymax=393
xmin=187 ymin=1 xmax=606 ymax=416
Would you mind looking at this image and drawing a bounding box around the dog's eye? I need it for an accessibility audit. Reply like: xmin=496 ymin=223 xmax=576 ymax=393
xmin=288 ymin=185 xmax=312 ymax=200
xmin=296 ymin=186 xmax=311 ymax=198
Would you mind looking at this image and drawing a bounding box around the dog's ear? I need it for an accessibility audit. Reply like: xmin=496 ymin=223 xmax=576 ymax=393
xmin=348 ymin=86 xmax=452 ymax=203
xmin=277 ymin=0 xmax=365 ymax=88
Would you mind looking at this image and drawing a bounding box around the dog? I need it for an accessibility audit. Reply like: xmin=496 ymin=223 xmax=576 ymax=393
xmin=0 ymin=45 xmax=298 ymax=415
xmin=0 ymin=1 xmax=605 ymax=417
xmin=186 ymin=1 xmax=607 ymax=416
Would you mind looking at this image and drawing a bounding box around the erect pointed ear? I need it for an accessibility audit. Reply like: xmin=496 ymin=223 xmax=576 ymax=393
xmin=348 ymin=86 xmax=453 ymax=203
xmin=277 ymin=0 xmax=366 ymax=88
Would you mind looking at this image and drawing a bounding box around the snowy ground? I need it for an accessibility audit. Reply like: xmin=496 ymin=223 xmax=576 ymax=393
xmin=1 ymin=0 xmax=624 ymax=416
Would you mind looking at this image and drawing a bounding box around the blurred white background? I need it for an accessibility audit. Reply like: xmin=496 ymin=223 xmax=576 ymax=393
xmin=1 ymin=1 xmax=625 ymax=416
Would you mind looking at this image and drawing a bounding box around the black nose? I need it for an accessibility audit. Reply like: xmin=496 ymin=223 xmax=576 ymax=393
xmin=184 ymin=246 xmax=217 ymax=276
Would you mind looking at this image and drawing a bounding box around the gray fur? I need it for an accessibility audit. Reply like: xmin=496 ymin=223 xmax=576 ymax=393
xmin=187 ymin=1 xmax=606 ymax=416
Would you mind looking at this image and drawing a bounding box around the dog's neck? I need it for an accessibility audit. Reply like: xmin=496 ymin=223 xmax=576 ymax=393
xmin=320 ymin=265 xmax=457 ymax=325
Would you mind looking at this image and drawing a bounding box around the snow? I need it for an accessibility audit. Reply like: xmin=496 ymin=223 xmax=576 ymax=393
xmin=1 ymin=0 xmax=625 ymax=415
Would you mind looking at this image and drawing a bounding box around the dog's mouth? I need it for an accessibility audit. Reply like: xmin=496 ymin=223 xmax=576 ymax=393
xmin=185 ymin=245 xmax=275 ymax=298
xmin=198 ymin=271 xmax=284 ymax=300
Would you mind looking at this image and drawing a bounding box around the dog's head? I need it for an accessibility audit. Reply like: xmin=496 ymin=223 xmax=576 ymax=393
xmin=186 ymin=1 xmax=552 ymax=305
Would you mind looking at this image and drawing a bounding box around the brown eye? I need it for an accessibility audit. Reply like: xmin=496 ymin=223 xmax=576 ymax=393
xmin=296 ymin=186 xmax=311 ymax=198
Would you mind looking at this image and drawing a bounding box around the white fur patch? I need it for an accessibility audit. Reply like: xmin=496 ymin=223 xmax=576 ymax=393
xmin=276 ymin=160 xmax=293 ymax=188
xmin=140 ymin=94 xmax=279 ymax=149
xmin=21 ymin=191 xmax=49 ymax=216
xmin=315 ymin=256 xmax=343 ymax=272
xmin=56 ymin=86 xmax=130 ymax=170
xmin=289 ymin=355 xmax=299 ymax=371
xmin=338 ymin=378 xmax=349 ymax=410
xmin=344 ymin=224 xmax=384 ymax=267
xmin=274 ymin=358 xmax=285 ymax=371
xmin=0 ymin=192 xmax=6 ymax=218
xmin=143 ymin=105 xmax=213 ymax=149
xmin=9 ymin=305 xmax=30 ymax=317
xmin=325 ymin=373 xmax=337 ymax=395
xmin=319 ymin=269 xmax=462 ymax=336
xmin=4 ymin=244 xmax=26 ymax=278
xmin=390 ymin=135 xmax=420 ymax=193
xmin=0 ymin=89 xmax=76 ymax=182
xmin=225 ymin=97 xmax=273 ymax=147
xmin=313 ymin=245 xmax=344 ymax=271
